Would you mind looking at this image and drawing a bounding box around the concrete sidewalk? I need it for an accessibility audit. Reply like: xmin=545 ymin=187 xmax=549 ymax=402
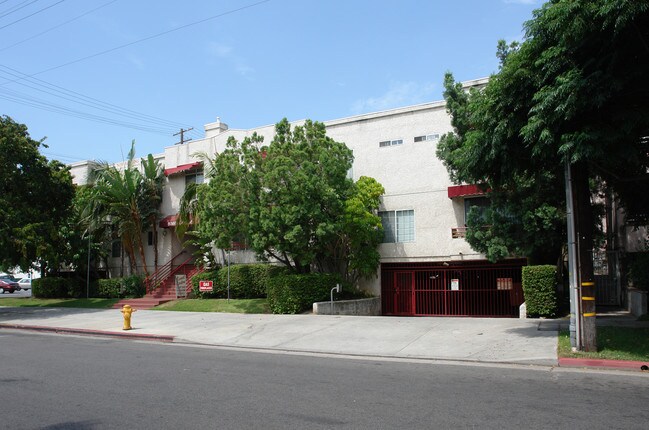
xmin=0 ymin=306 xmax=558 ymax=366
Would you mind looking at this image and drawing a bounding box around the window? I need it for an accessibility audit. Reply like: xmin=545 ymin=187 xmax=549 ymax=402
xmin=464 ymin=197 xmax=490 ymax=225
xmin=111 ymin=240 xmax=121 ymax=258
xmin=147 ymin=231 xmax=154 ymax=246
xmin=185 ymin=170 xmax=204 ymax=186
xmin=379 ymin=210 xmax=415 ymax=243
xmin=414 ymin=134 xmax=440 ymax=143
xmin=379 ymin=139 xmax=403 ymax=148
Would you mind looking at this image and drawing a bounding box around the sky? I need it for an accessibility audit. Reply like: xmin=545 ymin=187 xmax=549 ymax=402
xmin=1 ymin=0 xmax=543 ymax=165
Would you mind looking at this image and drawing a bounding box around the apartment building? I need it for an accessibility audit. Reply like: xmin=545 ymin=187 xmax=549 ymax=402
xmin=71 ymin=78 xmax=528 ymax=316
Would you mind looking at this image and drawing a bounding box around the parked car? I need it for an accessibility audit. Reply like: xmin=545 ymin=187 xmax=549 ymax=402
xmin=0 ymin=274 xmax=19 ymax=290
xmin=0 ymin=279 xmax=18 ymax=294
xmin=17 ymin=278 xmax=32 ymax=290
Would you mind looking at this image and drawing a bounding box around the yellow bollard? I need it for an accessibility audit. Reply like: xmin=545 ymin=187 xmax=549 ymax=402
xmin=121 ymin=304 xmax=136 ymax=330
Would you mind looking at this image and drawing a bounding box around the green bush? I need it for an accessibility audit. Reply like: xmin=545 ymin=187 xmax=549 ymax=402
xmin=32 ymin=277 xmax=84 ymax=298
xmin=95 ymin=275 xmax=144 ymax=298
xmin=190 ymin=270 xmax=221 ymax=299
xmin=522 ymin=265 xmax=558 ymax=317
xmin=191 ymin=264 xmax=288 ymax=299
xmin=267 ymin=273 xmax=341 ymax=314
xmin=627 ymin=252 xmax=649 ymax=292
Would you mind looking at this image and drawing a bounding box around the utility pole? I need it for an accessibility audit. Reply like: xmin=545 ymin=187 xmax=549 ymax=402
xmin=174 ymin=127 xmax=193 ymax=145
xmin=566 ymin=160 xmax=597 ymax=352
xmin=565 ymin=159 xmax=581 ymax=350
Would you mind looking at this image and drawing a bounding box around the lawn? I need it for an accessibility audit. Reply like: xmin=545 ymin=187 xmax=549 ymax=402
xmin=153 ymin=298 xmax=270 ymax=314
xmin=0 ymin=298 xmax=119 ymax=309
xmin=558 ymin=327 xmax=649 ymax=361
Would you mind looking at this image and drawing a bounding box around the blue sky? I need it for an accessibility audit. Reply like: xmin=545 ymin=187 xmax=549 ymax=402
xmin=1 ymin=0 xmax=542 ymax=164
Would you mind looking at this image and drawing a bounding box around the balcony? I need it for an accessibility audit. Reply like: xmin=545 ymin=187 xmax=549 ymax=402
xmin=451 ymin=227 xmax=467 ymax=238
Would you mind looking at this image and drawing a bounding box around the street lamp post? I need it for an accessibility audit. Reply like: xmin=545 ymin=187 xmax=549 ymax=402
xmin=86 ymin=233 xmax=91 ymax=299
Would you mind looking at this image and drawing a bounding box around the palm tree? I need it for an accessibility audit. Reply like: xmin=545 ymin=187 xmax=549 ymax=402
xmin=89 ymin=142 xmax=150 ymax=277
xmin=140 ymin=154 xmax=165 ymax=272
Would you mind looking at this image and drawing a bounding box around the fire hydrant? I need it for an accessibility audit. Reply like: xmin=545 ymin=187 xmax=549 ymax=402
xmin=121 ymin=304 xmax=136 ymax=330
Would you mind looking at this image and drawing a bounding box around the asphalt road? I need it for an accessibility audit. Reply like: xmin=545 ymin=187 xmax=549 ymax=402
xmin=1 ymin=330 xmax=648 ymax=429
xmin=0 ymin=288 xmax=31 ymax=298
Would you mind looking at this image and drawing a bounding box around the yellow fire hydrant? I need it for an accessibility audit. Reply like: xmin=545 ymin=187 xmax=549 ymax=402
xmin=121 ymin=304 xmax=136 ymax=330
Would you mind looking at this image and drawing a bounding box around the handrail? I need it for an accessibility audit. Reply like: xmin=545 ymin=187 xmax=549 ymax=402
xmin=165 ymin=255 xmax=194 ymax=288
xmin=145 ymin=251 xmax=193 ymax=294
xmin=185 ymin=267 xmax=205 ymax=293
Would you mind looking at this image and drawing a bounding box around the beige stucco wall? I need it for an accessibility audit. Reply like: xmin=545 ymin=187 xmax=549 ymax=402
xmin=70 ymin=93 xmax=487 ymax=289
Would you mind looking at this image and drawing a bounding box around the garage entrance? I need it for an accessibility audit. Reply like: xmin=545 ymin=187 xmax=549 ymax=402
xmin=381 ymin=260 xmax=527 ymax=317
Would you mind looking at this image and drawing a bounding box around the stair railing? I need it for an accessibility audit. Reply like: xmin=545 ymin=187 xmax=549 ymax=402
xmin=144 ymin=251 xmax=193 ymax=294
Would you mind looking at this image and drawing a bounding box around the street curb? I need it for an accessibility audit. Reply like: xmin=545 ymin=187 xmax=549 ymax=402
xmin=559 ymin=357 xmax=649 ymax=372
xmin=0 ymin=323 xmax=175 ymax=343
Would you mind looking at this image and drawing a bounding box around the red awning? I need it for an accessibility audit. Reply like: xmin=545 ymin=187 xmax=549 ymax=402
xmin=159 ymin=214 xmax=179 ymax=228
xmin=447 ymin=184 xmax=488 ymax=199
xmin=164 ymin=162 xmax=202 ymax=176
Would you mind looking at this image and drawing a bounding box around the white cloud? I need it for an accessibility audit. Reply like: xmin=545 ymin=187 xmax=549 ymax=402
xmin=128 ymin=55 xmax=145 ymax=70
xmin=206 ymin=42 xmax=254 ymax=79
xmin=351 ymin=82 xmax=436 ymax=114
xmin=208 ymin=42 xmax=233 ymax=58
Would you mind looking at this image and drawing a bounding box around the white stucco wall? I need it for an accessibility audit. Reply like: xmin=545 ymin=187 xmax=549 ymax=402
xmin=69 ymin=89 xmax=488 ymax=288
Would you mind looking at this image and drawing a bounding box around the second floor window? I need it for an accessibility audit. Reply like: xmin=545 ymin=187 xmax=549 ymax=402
xmin=379 ymin=209 xmax=415 ymax=243
xmin=185 ymin=171 xmax=204 ymax=186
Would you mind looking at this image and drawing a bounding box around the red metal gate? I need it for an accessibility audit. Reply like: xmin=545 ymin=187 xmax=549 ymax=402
xmin=381 ymin=260 xmax=526 ymax=317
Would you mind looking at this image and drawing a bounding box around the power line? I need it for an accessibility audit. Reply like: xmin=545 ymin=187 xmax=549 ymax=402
xmin=0 ymin=0 xmax=118 ymax=52
xmin=0 ymin=65 xmax=197 ymax=131
xmin=0 ymin=0 xmax=42 ymax=19
xmin=0 ymin=0 xmax=65 ymax=31
xmin=0 ymin=0 xmax=271 ymax=84
xmin=0 ymin=87 xmax=179 ymax=134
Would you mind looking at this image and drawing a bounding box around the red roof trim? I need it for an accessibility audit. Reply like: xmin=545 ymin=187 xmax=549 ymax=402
xmin=159 ymin=214 xmax=179 ymax=228
xmin=164 ymin=162 xmax=202 ymax=176
xmin=447 ymin=184 xmax=488 ymax=199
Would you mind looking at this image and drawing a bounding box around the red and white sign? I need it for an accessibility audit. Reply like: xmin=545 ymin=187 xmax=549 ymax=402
xmin=199 ymin=280 xmax=213 ymax=292
xmin=451 ymin=279 xmax=460 ymax=291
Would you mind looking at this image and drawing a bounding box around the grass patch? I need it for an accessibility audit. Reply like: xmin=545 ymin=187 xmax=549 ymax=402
xmin=558 ymin=327 xmax=649 ymax=361
xmin=0 ymin=298 xmax=119 ymax=309
xmin=153 ymin=298 xmax=270 ymax=314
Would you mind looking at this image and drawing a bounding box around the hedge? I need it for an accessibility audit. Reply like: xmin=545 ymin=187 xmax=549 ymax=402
xmin=267 ymin=273 xmax=341 ymax=314
xmin=522 ymin=265 xmax=558 ymax=318
xmin=627 ymin=252 xmax=649 ymax=292
xmin=32 ymin=277 xmax=84 ymax=298
xmin=191 ymin=264 xmax=287 ymax=299
xmin=95 ymin=275 xmax=145 ymax=298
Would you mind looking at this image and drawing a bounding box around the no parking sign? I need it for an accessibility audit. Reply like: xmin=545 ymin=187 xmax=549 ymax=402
xmin=199 ymin=280 xmax=213 ymax=292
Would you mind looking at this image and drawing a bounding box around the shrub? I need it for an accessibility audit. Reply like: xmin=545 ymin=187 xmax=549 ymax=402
xmin=191 ymin=264 xmax=288 ymax=299
xmin=95 ymin=275 xmax=144 ymax=298
xmin=190 ymin=270 xmax=221 ymax=299
xmin=627 ymin=252 xmax=649 ymax=292
xmin=267 ymin=273 xmax=341 ymax=314
xmin=32 ymin=277 xmax=84 ymax=298
xmin=522 ymin=265 xmax=558 ymax=317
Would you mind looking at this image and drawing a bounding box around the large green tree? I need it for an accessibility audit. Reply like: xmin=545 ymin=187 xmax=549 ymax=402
xmin=437 ymin=0 xmax=649 ymax=264
xmin=0 ymin=116 xmax=75 ymax=272
xmin=194 ymin=118 xmax=385 ymax=282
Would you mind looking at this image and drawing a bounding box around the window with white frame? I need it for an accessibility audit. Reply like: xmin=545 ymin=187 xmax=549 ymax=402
xmin=185 ymin=170 xmax=204 ymax=186
xmin=414 ymin=133 xmax=440 ymax=142
xmin=379 ymin=139 xmax=403 ymax=148
xmin=379 ymin=210 xmax=415 ymax=243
